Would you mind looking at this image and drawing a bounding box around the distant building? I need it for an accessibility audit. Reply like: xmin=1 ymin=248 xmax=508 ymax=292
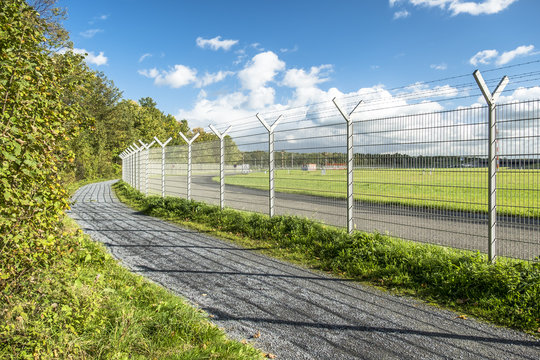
xmin=302 ymin=163 xmax=317 ymax=171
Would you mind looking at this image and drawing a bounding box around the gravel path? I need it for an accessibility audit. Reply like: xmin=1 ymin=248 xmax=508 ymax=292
xmin=68 ymin=180 xmax=540 ymax=359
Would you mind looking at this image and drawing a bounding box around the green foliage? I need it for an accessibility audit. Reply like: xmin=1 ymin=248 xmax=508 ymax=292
xmin=0 ymin=219 xmax=263 ymax=359
xmin=0 ymin=0 xmax=80 ymax=295
xmin=115 ymin=181 xmax=540 ymax=335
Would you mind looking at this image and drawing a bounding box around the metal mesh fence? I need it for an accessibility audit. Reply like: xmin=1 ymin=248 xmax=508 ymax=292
xmin=148 ymin=146 xmax=162 ymax=196
xmin=496 ymin=100 xmax=540 ymax=260
xmin=224 ymin=124 xmax=269 ymax=214
xmin=351 ymin=106 xmax=490 ymax=254
xmin=191 ymin=139 xmax=220 ymax=206
xmin=121 ymin=71 xmax=540 ymax=262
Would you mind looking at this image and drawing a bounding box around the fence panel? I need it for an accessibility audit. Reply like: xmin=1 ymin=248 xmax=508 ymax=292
xmin=224 ymin=124 xmax=269 ymax=215
xmin=273 ymin=109 xmax=349 ymax=228
xmin=164 ymin=145 xmax=188 ymax=198
xmin=147 ymin=147 xmax=162 ymax=196
xmin=191 ymin=139 xmax=221 ymax=206
xmin=496 ymin=100 xmax=540 ymax=261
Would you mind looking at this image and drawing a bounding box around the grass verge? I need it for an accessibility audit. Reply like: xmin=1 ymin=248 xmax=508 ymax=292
xmin=113 ymin=180 xmax=540 ymax=337
xmin=0 ymin=180 xmax=264 ymax=359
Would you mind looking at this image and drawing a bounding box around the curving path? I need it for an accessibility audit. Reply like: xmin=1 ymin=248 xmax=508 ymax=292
xmin=68 ymin=180 xmax=540 ymax=359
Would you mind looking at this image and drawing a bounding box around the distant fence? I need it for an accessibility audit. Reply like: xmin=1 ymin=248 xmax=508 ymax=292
xmin=120 ymin=70 xmax=540 ymax=262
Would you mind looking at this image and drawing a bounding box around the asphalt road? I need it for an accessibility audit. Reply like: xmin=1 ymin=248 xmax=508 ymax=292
xmin=147 ymin=175 xmax=540 ymax=260
xmin=68 ymin=180 xmax=540 ymax=359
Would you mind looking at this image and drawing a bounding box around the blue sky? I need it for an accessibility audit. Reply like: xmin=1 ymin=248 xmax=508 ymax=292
xmin=57 ymin=0 xmax=540 ymax=129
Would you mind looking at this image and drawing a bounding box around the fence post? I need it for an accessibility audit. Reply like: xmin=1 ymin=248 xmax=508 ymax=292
xmin=209 ymin=125 xmax=232 ymax=209
xmin=126 ymin=145 xmax=133 ymax=185
xmin=132 ymin=142 xmax=143 ymax=191
xmin=473 ymin=69 xmax=509 ymax=263
xmin=154 ymin=136 xmax=172 ymax=198
xmin=179 ymin=132 xmax=200 ymax=201
xmin=256 ymin=113 xmax=283 ymax=218
xmin=139 ymin=139 xmax=156 ymax=196
xmin=129 ymin=146 xmax=136 ymax=187
xmin=332 ymin=97 xmax=363 ymax=234
xmin=119 ymin=152 xmax=126 ymax=182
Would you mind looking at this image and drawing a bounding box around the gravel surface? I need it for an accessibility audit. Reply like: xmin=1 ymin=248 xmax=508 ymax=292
xmin=68 ymin=180 xmax=540 ymax=359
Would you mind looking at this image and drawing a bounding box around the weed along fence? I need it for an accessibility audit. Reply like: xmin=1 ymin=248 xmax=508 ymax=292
xmin=119 ymin=69 xmax=540 ymax=262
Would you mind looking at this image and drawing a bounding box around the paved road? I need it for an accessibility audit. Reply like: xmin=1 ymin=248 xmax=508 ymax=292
xmin=147 ymin=175 xmax=540 ymax=260
xmin=68 ymin=180 xmax=540 ymax=359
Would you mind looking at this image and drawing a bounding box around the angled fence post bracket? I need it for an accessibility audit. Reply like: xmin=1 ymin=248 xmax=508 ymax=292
xmin=256 ymin=113 xmax=283 ymax=218
xmin=179 ymin=131 xmax=200 ymax=200
xmin=154 ymin=136 xmax=172 ymax=198
xmin=333 ymin=98 xmax=363 ymax=234
xmin=473 ymin=69 xmax=509 ymax=263
xmin=209 ymin=125 xmax=232 ymax=209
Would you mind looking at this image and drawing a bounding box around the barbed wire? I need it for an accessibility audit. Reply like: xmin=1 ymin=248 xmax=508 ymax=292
xmin=204 ymin=59 xmax=540 ymax=134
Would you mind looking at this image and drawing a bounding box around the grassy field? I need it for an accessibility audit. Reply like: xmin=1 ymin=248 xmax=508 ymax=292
xmin=222 ymin=168 xmax=540 ymax=217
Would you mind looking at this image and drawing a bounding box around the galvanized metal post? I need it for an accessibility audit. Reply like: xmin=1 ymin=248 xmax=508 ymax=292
xmin=333 ymin=97 xmax=363 ymax=234
xmin=179 ymin=132 xmax=200 ymax=200
xmin=154 ymin=136 xmax=172 ymax=198
xmin=473 ymin=69 xmax=509 ymax=263
xmin=209 ymin=125 xmax=232 ymax=209
xmin=120 ymin=152 xmax=125 ymax=182
xmin=132 ymin=143 xmax=142 ymax=191
xmin=130 ymin=147 xmax=136 ymax=187
xmin=129 ymin=145 xmax=137 ymax=188
xmin=256 ymin=113 xmax=283 ymax=218
xmin=139 ymin=139 xmax=156 ymax=196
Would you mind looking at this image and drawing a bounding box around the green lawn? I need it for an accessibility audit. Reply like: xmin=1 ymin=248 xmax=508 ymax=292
xmin=223 ymin=168 xmax=540 ymax=217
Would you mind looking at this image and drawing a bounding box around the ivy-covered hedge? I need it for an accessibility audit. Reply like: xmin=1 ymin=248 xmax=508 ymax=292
xmin=0 ymin=0 xmax=80 ymax=295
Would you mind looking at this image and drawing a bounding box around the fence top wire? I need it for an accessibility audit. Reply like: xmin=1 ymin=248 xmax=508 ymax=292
xmin=202 ymin=59 xmax=540 ymax=136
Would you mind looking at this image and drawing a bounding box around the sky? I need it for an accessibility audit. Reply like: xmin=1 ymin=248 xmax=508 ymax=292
xmin=56 ymin=0 xmax=540 ymax=130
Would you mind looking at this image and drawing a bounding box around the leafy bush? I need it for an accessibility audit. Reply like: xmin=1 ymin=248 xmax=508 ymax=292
xmin=0 ymin=0 xmax=81 ymax=295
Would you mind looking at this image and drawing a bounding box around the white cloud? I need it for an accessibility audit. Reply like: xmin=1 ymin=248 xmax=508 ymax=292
xmin=175 ymin=49 xmax=461 ymax=137
xmin=449 ymin=0 xmax=518 ymax=15
xmin=496 ymin=45 xmax=535 ymax=65
xmin=238 ymin=51 xmax=285 ymax=90
xmin=196 ymin=36 xmax=239 ymax=51
xmin=280 ymin=45 xmax=299 ymax=53
xmin=57 ymin=47 xmax=108 ymax=66
xmin=139 ymin=53 xmax=152 ymax=63
xmin=469 ymin=45 xmax=535 ymax=66
xmin=430 ymin=63 xmax=447 ymax=70
xmin=469 ymin=49 xmax=498 ymax=66
xmin=237 ymin=51 xmax=285 ymax=108
xmin=393 ymin=10 xmax=410 ymax=19
xmin=497 ymin=86 xmax=540 ymax=103
xmin=282 ymin=65 xmax=332 ymax=89
xmin=197 ymin=71 xmax=234 ymax=88
xmin=80 ymin=29 xmax=103 ymax=38
xmin=138 ymin=68 xmax=159 ymax=78
xmin=139 ymin=66 xmax=233 ymax=89
xmin=139 ymin=65 xmax=197 ymax=88
xmin=394 ymin=0 xmax=518 ymax=16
